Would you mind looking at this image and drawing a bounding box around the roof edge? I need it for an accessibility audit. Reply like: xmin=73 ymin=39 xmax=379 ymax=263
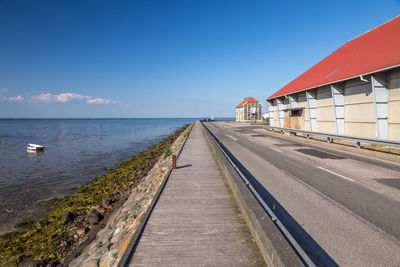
xmin=348 ymin=14 xmax=400 ymax=43
xmin=267 ymin=63 xmax=400 ymax=100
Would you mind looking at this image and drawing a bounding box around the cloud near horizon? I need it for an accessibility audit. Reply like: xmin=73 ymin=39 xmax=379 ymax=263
xmin=85 ymin=98 xmax=112 ymax=104
xmin=8 ymin=95 xmax=24 ymax=101
xmin=31 ymin=92 xmax=113 ymax=104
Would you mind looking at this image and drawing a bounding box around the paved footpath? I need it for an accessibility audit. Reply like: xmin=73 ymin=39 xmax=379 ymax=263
xmin=129 ymin=121 xmax=265 ymax=266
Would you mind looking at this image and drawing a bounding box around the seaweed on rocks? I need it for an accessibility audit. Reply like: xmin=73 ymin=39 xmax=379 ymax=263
xmin=0 ymin=124 xmax=190 ymax=266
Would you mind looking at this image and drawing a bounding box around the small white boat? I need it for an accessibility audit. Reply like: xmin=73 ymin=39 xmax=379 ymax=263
xmin=27 ymin=143 xmax=44 ymax=151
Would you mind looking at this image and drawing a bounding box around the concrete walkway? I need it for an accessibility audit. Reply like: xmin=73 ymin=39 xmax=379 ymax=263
xmin=129 ymin=121 xmax=265 ymax=266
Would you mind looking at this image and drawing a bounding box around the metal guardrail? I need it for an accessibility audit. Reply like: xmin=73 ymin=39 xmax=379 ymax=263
xmin=263 ymin=125 xmax=400 ymax=149
xmin=201 ymin=122 xmax=316 ymax=267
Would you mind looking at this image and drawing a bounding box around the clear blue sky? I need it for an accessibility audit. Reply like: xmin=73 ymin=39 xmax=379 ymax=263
xmin=1 ymin=0 xmax=399 ymax=118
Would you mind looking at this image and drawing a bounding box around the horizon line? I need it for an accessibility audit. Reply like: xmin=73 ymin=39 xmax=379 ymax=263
xmin=0 ymin=117 xmax=235 ymax=119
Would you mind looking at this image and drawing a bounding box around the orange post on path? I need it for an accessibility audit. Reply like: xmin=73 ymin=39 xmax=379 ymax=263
xmin=172 ymin=154 xmax=177 ymax=169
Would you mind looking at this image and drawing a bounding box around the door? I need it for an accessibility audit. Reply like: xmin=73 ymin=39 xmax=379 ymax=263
xmin=284 ymin=110 xmax=290 ymax=128
xmin=290 ymin=116 xmax=300 ymax=129
xmin=289 ymin=109 xmax=303 ymax=129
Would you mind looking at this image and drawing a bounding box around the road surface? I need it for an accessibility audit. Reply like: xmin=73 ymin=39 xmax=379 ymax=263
xmin=204 ymin=121 xmax=400 ymax=267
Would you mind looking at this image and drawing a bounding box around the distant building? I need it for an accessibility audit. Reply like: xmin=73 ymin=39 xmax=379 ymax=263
xmin=267 ymin=16 xmax=400 ymax=140
xmin=236 ymin=97 xmax=263 ymax=122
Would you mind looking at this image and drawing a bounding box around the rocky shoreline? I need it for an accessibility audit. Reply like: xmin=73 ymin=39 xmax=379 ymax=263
xmin=0 ymin=122 xmax=193 ymax=267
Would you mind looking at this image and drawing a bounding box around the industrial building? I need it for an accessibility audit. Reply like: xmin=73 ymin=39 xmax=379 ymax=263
xmin=266 ymin=16 xmax=400 ymax=140
xmin=236 ymin=97 xmax=263 ymax=122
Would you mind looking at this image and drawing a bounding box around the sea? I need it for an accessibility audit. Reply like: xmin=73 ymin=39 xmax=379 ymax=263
xmin=0 ymin=118 xmax=210 ymax=233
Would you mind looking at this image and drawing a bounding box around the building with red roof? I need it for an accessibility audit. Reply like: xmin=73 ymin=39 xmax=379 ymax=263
xmin=266 ymin=15 xmax=400 ymax=140
xmin=236 ymin=97 xmax=263 ymax=122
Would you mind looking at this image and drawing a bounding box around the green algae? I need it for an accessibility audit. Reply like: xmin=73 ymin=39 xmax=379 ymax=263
xmin=163 ymin=146 xmax=172 ymax=159
xmin=0 ymin=124 xmax=191 ymax=266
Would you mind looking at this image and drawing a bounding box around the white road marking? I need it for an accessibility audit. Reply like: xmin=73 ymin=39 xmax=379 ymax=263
xmin=317 ymin=166 xmax=356 ymax=183
xmin=269 ymin=146 xmax=282 ymax=153
xmin=279 ymin=168 xmax=400 ymax=245
xmin=226 ymin=134 xmax=238 ymax=141
xmin=258 ymin=127 xmax=400 ymax=167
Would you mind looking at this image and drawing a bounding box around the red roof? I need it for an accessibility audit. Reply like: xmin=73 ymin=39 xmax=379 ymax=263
xmin=268 ymin=16 xmax=400 ymax=100
xmin=236 ymin=97 xmax=259 ymax=108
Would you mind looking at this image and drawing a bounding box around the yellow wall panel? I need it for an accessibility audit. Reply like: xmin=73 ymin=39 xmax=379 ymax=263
xmin=344 ymin=122 xmax=376 ymax=138
xmin=388 ymin=123 xmax=400 ymax=140
xmin=316 ymin=121 xmax=336 ymax=133
xmin=317 ymin=106 xmax=335 ymax=122
xmin=303 ymin=106 xmax=310 ymax=121
xmin=388 ymin=100 xmax=400 ymax=123
xmin=389 ymin=79 xmax=400 ymax=101
xmin=317 ymin=86 xmax=333 ymax=107
xmin=317 ymin=98 xmax=333 ymax=107
xmin=344 ymin=84 xmax=374 ymax=105
xmin=297 ymin=101 xmax=308 ymax=109
xmin=344 ymin=102 xmax=375 ymax=123
xmin=303 ymin=120 xmax=310 ymax=131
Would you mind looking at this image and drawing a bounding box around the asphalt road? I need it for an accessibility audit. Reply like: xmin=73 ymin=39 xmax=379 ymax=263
xmin=204 ymin=122 xmax=400 ymax=267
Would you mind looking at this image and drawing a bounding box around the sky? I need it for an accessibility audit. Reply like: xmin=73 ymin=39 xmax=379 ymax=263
xmin=0 ymin=0 xmax=399 ymax=118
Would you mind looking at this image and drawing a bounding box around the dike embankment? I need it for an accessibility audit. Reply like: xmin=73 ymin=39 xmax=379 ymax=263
xmin=0 ymin=122 xmax=193 ymax=267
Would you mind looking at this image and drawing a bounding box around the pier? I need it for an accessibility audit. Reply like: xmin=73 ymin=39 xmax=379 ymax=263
xmin=127 ymin=121 xmax=265 ymax=266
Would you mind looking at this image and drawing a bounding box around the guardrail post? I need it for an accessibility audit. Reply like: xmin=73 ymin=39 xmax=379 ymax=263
xmin=306 ymin=134 xmax=310 ymax=140
xmin=357 ymin=141 xmax=361 ymax=149
xmin=327 ymin=137 xmax=332 ymax=144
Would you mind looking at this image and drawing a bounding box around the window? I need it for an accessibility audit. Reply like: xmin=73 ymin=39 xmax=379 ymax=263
xmin=290 ymin=109 xmax=302 ymax=117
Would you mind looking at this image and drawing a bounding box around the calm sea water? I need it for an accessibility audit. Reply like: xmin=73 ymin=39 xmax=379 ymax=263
xmin=0 ymin=118 xmax=197 ymax=233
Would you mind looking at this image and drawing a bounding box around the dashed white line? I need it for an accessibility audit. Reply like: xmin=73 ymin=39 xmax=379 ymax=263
xmin=317 ymin=166 xmax=356 ymax=183
xmin=225 ymin=134 xmax=238 ymax=141
xmin=269 ymin=146 xmax=282 ymax=153
xmin=279 ymin=168 xmax=400 ymax=246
